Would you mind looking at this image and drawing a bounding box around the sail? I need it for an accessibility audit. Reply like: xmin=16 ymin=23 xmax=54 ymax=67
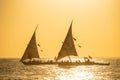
xmin=56 ymin=21 xmax=78 ymax=60
xmin=20 ymin=27 xmax=40 ymax=61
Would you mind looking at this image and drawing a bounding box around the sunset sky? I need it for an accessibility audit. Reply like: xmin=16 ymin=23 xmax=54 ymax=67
xmin=0 ymin=0 xmax=120 ymax=58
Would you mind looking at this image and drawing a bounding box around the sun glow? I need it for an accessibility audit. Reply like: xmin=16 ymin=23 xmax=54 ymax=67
xmin=0 ymin=0 xmax=120 ymax=58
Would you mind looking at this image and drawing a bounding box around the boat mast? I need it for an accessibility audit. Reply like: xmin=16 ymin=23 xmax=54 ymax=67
xmin=68 ymin=56 xmax=72 ymax=62
xmin=35 ymin=24 xmax=39 ymax=31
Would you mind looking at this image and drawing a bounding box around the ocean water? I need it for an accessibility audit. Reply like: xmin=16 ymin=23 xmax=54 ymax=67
xmin=0 ymin=58 xmax=120 ymax=80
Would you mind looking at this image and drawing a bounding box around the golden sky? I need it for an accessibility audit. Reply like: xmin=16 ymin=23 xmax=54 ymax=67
xmin=0 ymin=0 xmax=120 ymax=58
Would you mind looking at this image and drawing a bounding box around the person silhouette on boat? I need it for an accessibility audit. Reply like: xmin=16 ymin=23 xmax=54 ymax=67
xmin=54 ymin=56 xmax=57 ymax=61
xmin=84 ymin=57 xmax=90 ymax=63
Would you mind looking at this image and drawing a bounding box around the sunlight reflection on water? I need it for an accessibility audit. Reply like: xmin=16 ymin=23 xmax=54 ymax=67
xmin=56 ymin=66 xmax=94 ymax=80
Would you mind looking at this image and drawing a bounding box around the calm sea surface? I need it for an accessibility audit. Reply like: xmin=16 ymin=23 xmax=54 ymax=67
xmin=0 ymin=58 xmax=120 ymax=80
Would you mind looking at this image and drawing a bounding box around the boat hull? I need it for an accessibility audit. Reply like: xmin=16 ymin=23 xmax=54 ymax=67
xmin=22 ymin=61 xmax=57 ymax=65
xmin=22 ymin=61 xmax=110 ymax=66
xmin=58 ymin=62 xmax=110 ymax=66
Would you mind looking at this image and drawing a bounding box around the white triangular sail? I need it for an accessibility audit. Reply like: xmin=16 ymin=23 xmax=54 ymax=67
xmin=56 ymin=21 xmax=78 ymax=60
xmin=20 ymin=26 xmax=40 ymax=61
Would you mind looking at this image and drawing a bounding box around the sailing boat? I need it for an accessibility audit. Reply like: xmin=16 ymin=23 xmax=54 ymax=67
xmin=20 ymin=25 xmax=55 ymax=65
xmin=56 ymin=21 xmax=110 ymax=66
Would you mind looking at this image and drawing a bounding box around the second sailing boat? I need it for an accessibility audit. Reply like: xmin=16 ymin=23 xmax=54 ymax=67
xmin=56 ymin=21 xmax=110 ymax=66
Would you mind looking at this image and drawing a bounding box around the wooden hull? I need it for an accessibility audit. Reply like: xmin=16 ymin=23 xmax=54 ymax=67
xmin=22 ymin=61 xmax=110 ymax=66
xmin=58 ymin=62 xmax=110 ymax=66
xmin=22 ymin=61 xmax=57 ymax=65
